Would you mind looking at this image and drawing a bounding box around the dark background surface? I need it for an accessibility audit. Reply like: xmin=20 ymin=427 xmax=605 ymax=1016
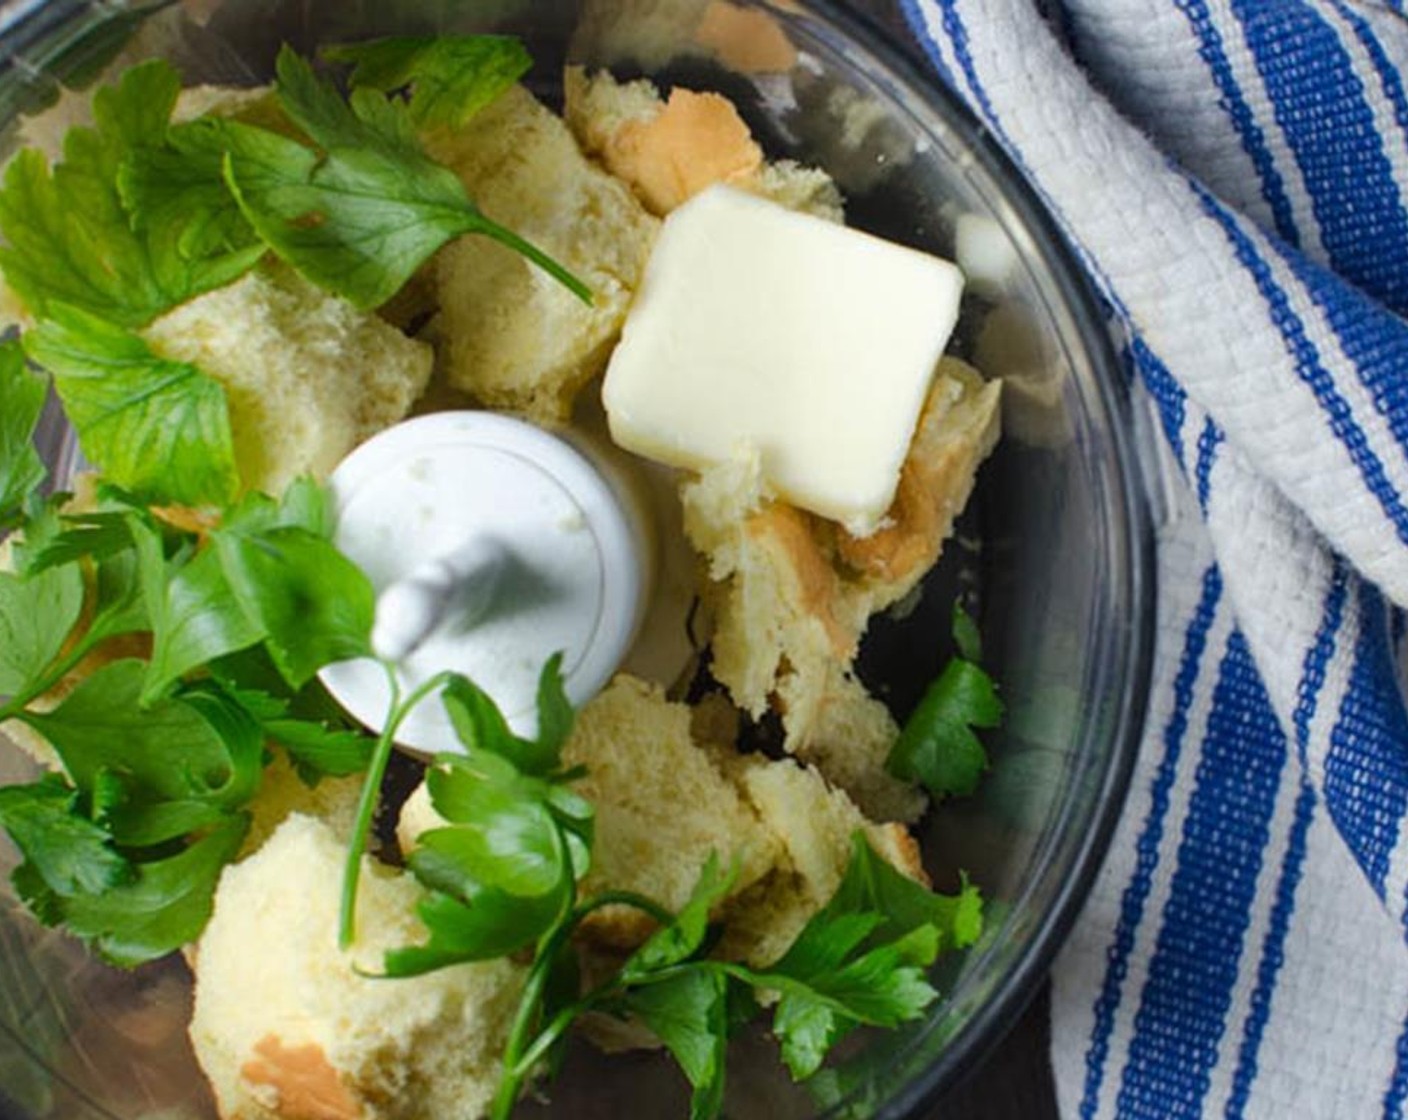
xmin=847 ymin=3 xmax=1064 ymax=1119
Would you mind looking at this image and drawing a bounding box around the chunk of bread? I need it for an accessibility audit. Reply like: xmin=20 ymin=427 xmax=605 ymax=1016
xmin=424 ymin=85 xmax=657 ymax=423
xmin=142 ymin=262 xmax=433 ymax=497
xmin=399 ymin=674 xmax=923 ymax=969
xmin=564 ymin=67 xmax=843 ymax=221
xmin=834 ymin=357 xmax=1002 ymax=612
xmin=400 ymin=674 xmax=782 ymax=950
xmin=793 ymin=671 xmax=927 ymax=824
xmin=239 ymin=749 xmax=365 ymax=861
xmin=678 ymin=359 xmax=1001 ymax=800
xmin=190 ymin=814 xmax=524 ymax=1120
xmin=719 ymin=755 xmax=927 ymax=967
xmin=686 ymin=485 xmax=865 ymax=736
xmin=562 ymin=675 xmax=780 ymax=943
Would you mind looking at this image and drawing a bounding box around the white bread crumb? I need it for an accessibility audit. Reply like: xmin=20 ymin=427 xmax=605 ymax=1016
xmin=564 ymin=66 xmax=843 ymax=222
xmin=399 ymin=675 xmax=923 ymax=971
xmin=721 ymin=755 xmax=927 ymax=967
xmin=678 ymin=358 xmax=1001 ymax=810
xmin=190 ymin=813 xmax=523 ymax=1120
xmin=426 ymin=85 xmax=657 ymax=423
xmin=142 ymin=262 xmax=433 ymax=497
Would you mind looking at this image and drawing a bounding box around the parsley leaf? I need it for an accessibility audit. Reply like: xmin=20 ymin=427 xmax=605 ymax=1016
xmin=326 ymin=35 xmax=531 ymax=130
xmin=262 ymin=716 xmax=373 ymax=780
xmin=25 ymin=812 xmax=248 ymax=968
xmin=625 ymin=968 xmax=730 ymax=1120
xmin=0 ymin=561 xmax=84 ymax=701
xmin=18 ymin=660 xmax=265 ymax=823
xmin=0 ymin=775 xmax=134 ymax=896
xmin=378 ymin=663 xmax=591 ymax=970
xmin=210 ymin=646 xmax=374 ymax=781
xmin=219 ymin=46 xmax=589 ymax=310
xmin=441 ymin=657 xmax=573 ymax=778
xmin=211 ymin=520 xmax=374 ymax=689
xmin=886 ymin=607 xmax=1003 ymax=799
xmin=817 ymin=833 xmax=983 ymax=954
xmin=128 ymin=513 xmax=263 ymax=702
xmin=0 ymin=61 xmax=261 ymax=327
xmin=131 ymin=482 xmax=374 ymax=699
xmin=116 ymin=118 xmax=266 ymax=287
xmin=621 ymin=853 xmax=734 ymax=979
xmin=951 ymin=601 xmax=984 ymax=663
xmin=383 ymin=886 xmax=564 ymax=976
xmin=20 ymin=509 xmax=136 ymax=575
xmin=416 ymin=789 xmax=562 ymax=898
xmin=747 ymin=837 xmax=965 ymax=1081
xmin=24 ymin=306 xmax=239 ymax=507
xmin=0 ymin=340 xmax=48 ymax=526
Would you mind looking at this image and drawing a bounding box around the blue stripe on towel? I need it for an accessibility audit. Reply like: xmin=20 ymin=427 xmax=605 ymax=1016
xmin=1116 ymin=630 xmax=1288 ymax=1118
xmin=1174 ymin=0 xmax=1300 ymax=246
xmin=1232 ymin=0 xmax=1408 ymax=311
xmin=1331 ymin=0 xmax=1408 ymax=306
xmin=1226 ymin=564 xmax=1347 ymax=1116
xmin=1224 ymin=779 xmax=1317 ymax=1119
xmin=1271 ymin=227 xmax=1408 ymax=477
xmin=1189 ymin=179 xmax=1408 ymax=549
xmin=933 ymin=0 xmax=1002 ymax=127
xmin=1132 ymin=336 xmax=1189 ymax=469
xmin=897 ymin=0 xmax=958 ymax=89
xmin=1380 ymin=1007 xmax=1408 ymax=1120
xmin=1195 ymin=418 xmax=1223 ymax=513
xmin=1079 ymin=565 xmax=1224 ymax=1119
xmin=1325 ymin=579 xmax=1408 ymax=899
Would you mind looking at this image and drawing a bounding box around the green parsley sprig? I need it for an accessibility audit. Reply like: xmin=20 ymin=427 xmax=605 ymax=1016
xmin=0 ymin=345 xmax=380 ymax=966
xmin=325 ymin=35 xmax=532 ymax=132
xmin=0 ymin=39 xmax=588 ymax=504
xmin=376 ymin=669 xmax=984 ymax=1120
xmin=0 ymin=61 xmax=265 ymax=329
xmin=887 ymin=603 xmax=1004 ymax=798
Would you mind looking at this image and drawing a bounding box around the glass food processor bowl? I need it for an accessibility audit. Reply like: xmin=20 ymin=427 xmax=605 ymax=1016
xmin=0 ymin=1 xmax=1154 ymax=1118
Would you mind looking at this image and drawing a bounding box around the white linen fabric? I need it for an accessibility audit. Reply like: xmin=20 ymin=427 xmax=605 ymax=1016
xmin=898 ymin=1 xmax=1408 ymax=1116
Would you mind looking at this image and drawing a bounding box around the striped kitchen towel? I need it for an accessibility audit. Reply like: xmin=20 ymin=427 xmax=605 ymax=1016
xmin=900 ymin=1 xmax=1408 ymax=1116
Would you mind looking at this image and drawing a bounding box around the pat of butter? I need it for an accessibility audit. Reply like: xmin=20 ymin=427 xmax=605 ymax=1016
xmin=602 ymin=184 xmax=964 ymax=535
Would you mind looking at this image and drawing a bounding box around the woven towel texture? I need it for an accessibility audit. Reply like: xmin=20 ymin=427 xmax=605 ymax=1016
xmin=901 ymin=1 xmax=1408 ymax=1117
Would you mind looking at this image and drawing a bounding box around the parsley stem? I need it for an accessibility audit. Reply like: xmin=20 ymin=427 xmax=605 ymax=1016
xmin=498 ymin=890 xmax=687 ymax=1087
xmin=491 ymin=828 xmax=578 ymax=1120
xmin=338 ymin=665 xmax=455 ymax=950
xmin=474 ymin=217 xmax=592 ymax=305
xmin=510 ymin=993 xmax=607 ymax=1076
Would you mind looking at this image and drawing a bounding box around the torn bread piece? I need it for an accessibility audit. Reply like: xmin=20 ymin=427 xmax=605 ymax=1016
xmin=834 ymin=356 xmax=1003 ymax=613
xmin=718 ymin=754 xmax=927 ymax=968
xmin=564 ymin=66 xmax=843 ymax=221
xmin=239 ymin=750 xmax=365 ymax=862
xmin=679 ymin=451 xmax=864 ymax=737
xmin=424 ymin=84 xmax=658 ymax=423
xmin=143 ymin=261 xmax=433 ymax=497
xmin=793 ymin=670 xmax=927 ymax=824
xmin=401 ymin=674 xmax=781 ymax=950
xmin=190 ymin=814 xmax=524 ymax=1120
xmin=398 ymin=673 xmax=922 ymax=967
xmin=679 ymin=358 xmax=1001 ymax=808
